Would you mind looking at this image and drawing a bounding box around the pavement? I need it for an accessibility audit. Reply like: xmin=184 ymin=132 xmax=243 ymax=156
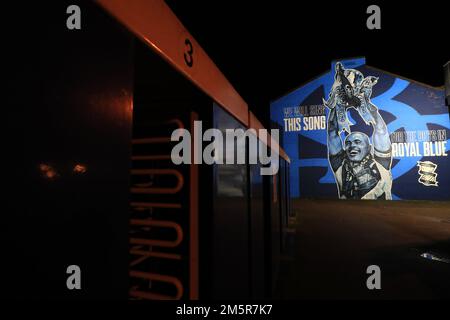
xmin=275 ymin=199 xmax=450 ymax=299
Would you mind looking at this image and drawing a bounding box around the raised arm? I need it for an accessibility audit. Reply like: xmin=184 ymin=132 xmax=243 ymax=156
xmin=369 ymin=104 xmax=391 ymax=153
xmin=327 ymin=107 xmax=343 ymax=156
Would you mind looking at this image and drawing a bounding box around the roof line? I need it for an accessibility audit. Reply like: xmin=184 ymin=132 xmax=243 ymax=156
xmin=366 ymin=65 xmax=445 ymax=90
xmin=271 ymin=60 xmax=445 ymax=104
xmin=271 ymin=57 xmax=366 ymax=104
xmin=331 ymin=56 xmax=366 ymax=63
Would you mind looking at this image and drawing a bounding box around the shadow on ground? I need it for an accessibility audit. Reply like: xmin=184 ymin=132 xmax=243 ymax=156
xmin=275 ymin=199 xmax=450 ymax=299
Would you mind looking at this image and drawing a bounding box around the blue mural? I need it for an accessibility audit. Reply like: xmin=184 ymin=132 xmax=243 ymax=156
xmin=271 ymin=58 xmax=450 ymax=200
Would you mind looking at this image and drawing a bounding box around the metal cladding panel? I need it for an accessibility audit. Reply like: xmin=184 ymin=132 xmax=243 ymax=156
xmin=249 ymin=163 xmax=266 ymax=298
xmin=3 ymin=0 xmax=134 ymax=299
xmin=211 ymin=104 xmax=250 ymax=299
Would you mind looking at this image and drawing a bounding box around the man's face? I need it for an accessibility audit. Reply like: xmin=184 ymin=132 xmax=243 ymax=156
xmin=344 ymin=132 xmax=370 ymax=162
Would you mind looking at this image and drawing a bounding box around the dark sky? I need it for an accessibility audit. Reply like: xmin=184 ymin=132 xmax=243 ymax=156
xmin=4 ymin=1 xmax=448 ymax=127
xmin=167 ymin=1 xmax=449 ymax=124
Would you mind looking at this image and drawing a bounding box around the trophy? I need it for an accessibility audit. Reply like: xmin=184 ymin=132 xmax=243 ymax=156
xmin=323 ymin=62 xmax=379 ymax=133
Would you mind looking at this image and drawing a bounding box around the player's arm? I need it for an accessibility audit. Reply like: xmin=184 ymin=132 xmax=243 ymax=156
xmin=370 ymin=104 xmax=391 ymax=153
xmin=327 ymin=107 xmax=343 ymax=156
xmin=327 ymin=107 xmax=344 ymax=172
xmin=369 ymin=104 xmax=392 ymax=170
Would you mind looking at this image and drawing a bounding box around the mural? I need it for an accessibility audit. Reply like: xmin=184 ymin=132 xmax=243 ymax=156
xmin=325 ymin=62 xmax=392 ymax=199
xmin=271 ymin=58 xmax=450 ymax=200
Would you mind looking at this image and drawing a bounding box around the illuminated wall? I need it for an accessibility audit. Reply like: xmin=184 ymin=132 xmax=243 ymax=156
xmin=271 ymin=58 xmax=450 ymax=200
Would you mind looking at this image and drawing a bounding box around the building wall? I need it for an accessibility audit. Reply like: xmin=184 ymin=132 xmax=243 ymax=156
xmin=271 ymin=58 xmax=450 ymax=200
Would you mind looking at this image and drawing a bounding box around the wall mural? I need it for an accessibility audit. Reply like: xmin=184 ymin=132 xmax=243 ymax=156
xmin=270 ymin=58 xmax=450 ymax=200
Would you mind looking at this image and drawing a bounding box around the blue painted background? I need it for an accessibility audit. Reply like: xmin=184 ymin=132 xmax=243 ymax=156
xmin=270 ymin=58 xmax=450 ymax=200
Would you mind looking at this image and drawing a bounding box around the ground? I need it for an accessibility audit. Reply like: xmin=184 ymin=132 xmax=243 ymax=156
xmin=276 ymin=199 xmax=450 ymax=299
